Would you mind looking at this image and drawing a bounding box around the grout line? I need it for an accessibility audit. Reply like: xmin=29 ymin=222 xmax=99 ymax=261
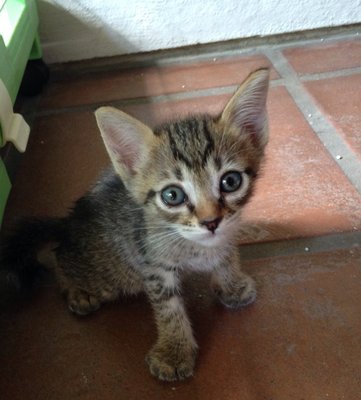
xmin=36 ymin=62 xmax=361 ymax=118
xmin=264 ymin=47 xmax=361 ymax=193
xmin=37 ymin=63 xmax=361 ymax=118
xmin=239 ymin=230 xmax=361 ymax=261
xmin=33 ymin=87 xmax=239 ymax=118
xmin=168 ymin=32 xmax=361 ymax=68
xmin=32 ymin=79 xmax=285 ymax=118
xmin=33 ymin=51 xmax=361 ymax=119
xmin=299 ymin=66 xmax=361 ymax=82
xmin=154 ymin=32 xmax=361 ymax=68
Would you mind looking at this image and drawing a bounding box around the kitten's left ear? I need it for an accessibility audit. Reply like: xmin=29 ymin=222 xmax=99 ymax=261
xmin=95 ymin=107 xmax=154 ymax=184
xmin=220 ymin=68 xmax=270 ymax=148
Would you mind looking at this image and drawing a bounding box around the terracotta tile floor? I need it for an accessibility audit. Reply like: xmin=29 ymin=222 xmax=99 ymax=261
xmin=1 ymin=31 xmax=361 ymax=399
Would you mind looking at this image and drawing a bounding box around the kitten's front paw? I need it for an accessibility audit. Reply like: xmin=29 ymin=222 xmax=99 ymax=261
xmin=214 ymin=274 xmax=257 ymax=309
xmin=146 ymin=342 xmax=197 ymax=381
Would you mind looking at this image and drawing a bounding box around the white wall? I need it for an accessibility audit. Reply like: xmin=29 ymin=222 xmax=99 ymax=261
xmin=38 ymin=0 xmax=361 ymax=63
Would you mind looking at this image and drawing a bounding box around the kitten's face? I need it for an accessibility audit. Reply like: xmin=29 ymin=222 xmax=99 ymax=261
xmin=95 ymin=68 xmax=270 ymax=248
xmin=139 ymin=117 xmax=263 ymax=247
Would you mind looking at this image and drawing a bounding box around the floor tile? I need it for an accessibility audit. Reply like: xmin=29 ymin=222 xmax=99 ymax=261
xmin=304 ymin=74 xmax=361 ymax=160
xmin=40 ymin=54 xmax=275 ymax=110
xmin=1 ymin=247 xmax=360 ymax=399
xmin=283 ymin=39 xmax=361 ymax=74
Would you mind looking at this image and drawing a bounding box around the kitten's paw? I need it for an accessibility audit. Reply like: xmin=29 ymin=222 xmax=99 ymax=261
xmin=214 ymin=274 xmax=257 ymax=309
xmin=146 ymin=343 xmax=197 ymax=381
xmin=66 ymin=288 xmax=101 ymax=316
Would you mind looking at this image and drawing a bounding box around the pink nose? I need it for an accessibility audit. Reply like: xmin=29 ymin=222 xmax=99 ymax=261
xmin=200 ymin=217 xmax=223 ymax=233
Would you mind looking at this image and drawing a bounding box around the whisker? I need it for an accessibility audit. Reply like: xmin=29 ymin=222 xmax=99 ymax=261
xmin=135 ymin=230 xmax=182 ymax=254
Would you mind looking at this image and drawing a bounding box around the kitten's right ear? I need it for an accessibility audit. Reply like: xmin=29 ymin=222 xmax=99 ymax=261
xmin=220 ymin=68 xmax=270 ymax=148
xmin=95 ymin=107 xmax=154 ymax=182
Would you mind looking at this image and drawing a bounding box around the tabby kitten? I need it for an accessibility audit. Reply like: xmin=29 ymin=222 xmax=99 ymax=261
xmin=1 ymin=68 xmax=270 ymax=381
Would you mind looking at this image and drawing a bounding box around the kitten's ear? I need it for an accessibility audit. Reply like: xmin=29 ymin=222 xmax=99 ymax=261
xmin=95 ymin=107 xmax=154 ymax=181
xmin=220 ymin=68 xmax=270 ymax=148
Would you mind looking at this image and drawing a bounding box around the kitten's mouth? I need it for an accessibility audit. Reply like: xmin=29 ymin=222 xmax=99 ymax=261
xmin=180 ymin=228 xmax=226 ymax=247
xmin=197 ymin=233 xmax=227 ymax=247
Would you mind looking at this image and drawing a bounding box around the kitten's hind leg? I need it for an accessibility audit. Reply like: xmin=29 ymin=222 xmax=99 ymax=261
xmin=55 ymin=267 xmax=103 ymax=316
xmin=211 ymin=250 xmax=257 ymax=309
xmin=65 ymin=286 xmax=101 ymax=316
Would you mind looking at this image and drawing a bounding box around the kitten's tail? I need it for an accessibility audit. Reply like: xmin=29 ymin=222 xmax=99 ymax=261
xmin=0 ymin=217 xmax=67 ymax=306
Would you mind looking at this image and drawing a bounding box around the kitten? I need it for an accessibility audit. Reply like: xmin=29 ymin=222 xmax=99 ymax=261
xmin=0 ymin=68 xmax=270 ymax=381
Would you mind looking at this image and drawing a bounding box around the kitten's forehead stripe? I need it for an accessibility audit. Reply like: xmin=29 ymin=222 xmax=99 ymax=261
xmin=214 ymin=156 xmax=222 ymax=171
xmin=167 ymin=125 xmax=192 ymax=168
xmin=162 ymin=117 xmax=215 ymax=170
xmin=201 ymin=120 xmax=215 ymax=167
xmin=174 ymin=167 xmax=183 ymax=181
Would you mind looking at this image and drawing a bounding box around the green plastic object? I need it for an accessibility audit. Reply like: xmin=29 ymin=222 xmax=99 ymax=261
xmin=0 ymin=0 xmax=41 ymax=225
xmin=0 ymin=0 xmax=41 ymax=108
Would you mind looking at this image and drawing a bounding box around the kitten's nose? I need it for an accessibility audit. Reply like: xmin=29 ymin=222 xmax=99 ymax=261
xmin=200 ymin=217 xmax=223 ymax=234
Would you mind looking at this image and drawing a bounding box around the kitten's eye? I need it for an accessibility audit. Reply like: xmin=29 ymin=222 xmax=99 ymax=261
xmin=161 ymin=186 xmax=186 ymax=206
xmin=220 ymin=171 xmax=243 ymax=193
